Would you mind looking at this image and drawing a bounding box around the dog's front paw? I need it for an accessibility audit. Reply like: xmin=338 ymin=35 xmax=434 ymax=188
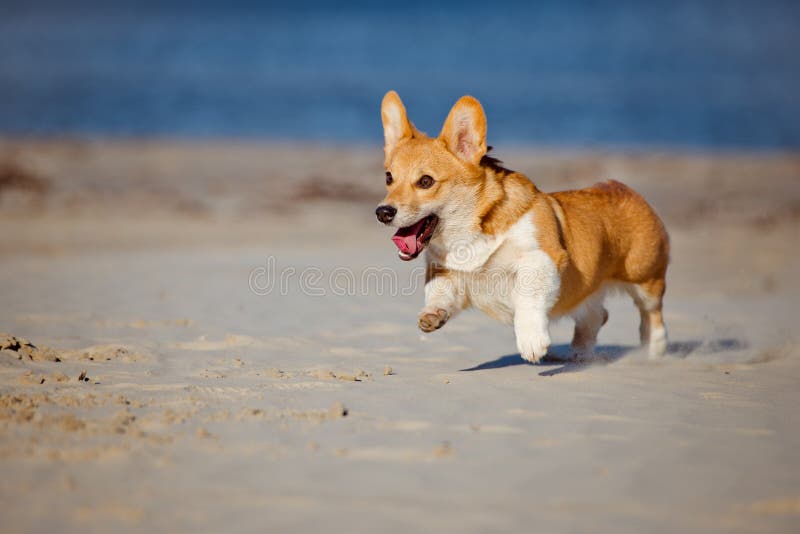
xmin=516 ymin=330 xmax=551 ymax=364
xmin=418 ymin=307 xmax=449 ymax=333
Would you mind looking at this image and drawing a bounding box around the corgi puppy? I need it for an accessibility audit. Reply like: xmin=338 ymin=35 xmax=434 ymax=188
xmin=376 ymin=91 xmax=670 ymax=362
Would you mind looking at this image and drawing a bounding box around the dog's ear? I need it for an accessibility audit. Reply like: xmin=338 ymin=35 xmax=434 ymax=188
xmin=381 ymin=91 xmax=413 ymax=159
xmin=439 ymin=96 xmax=487 ymax=165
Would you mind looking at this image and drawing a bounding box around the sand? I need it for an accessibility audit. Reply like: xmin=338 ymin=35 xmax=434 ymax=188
xmin=1 ymin=139 xmax=799 ymax=533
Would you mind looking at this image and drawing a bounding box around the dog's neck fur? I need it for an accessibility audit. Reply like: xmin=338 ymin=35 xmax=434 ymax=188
xmin=428 ymin=164 xmax=538 ymax=271
xmin=477 ymin=166 xmax=537 ymax=236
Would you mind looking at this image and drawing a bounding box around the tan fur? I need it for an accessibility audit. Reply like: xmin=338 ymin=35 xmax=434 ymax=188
xmin=547 ymin=181 xmax=669 ymax=316
xmin=378 ymin=91 xmax=670 ymax=359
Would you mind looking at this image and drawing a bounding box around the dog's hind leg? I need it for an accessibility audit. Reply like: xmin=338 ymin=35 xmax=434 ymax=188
xmin=626 ymin=279 xmax=667 ymax=358
xmin=569 ymin=290 xmax=608 ymax=359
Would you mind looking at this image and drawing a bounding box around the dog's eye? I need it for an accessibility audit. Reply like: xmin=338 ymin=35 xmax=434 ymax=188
xmin=385 ymin=172 xmax=393 ymax=186
xmin=416 ymin=175 xmax=435 ymax=189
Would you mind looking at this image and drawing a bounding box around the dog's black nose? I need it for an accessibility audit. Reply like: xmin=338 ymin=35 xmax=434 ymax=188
xmin=375 ymin=205 xmax=397 ymax=224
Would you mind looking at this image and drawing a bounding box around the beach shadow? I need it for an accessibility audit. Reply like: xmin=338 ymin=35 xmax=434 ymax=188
xmin=460 ymin=338 xmax=747 ymax=376
xmin=459 ymin=344 xmax=632 ymax=376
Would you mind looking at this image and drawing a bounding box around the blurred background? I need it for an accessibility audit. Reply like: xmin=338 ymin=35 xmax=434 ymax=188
xmin=3 ymin=3 xmax=800 ymax=533
xmin=1 ymin=0 xmax=799 ymax=147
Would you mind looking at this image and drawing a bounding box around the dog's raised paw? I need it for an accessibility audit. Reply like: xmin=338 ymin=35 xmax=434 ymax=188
xmin=418 ymin=308 xmax=449 ymax=333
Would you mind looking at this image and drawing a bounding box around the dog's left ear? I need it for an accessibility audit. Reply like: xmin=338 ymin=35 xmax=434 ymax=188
xmin=439 ymin=96 xmax=487 ymax=165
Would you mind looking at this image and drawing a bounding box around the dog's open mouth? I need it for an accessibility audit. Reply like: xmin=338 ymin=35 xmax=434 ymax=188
xmin=391 ymin=214 xmax=439 ymax=261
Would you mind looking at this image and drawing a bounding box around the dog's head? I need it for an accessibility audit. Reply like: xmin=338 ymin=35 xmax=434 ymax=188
xmin=376 ymin=91 xmax=489 ymax=261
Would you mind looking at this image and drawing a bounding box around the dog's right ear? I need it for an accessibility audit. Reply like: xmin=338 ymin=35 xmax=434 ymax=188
xmin=381 ymin=91 xmax=413 ymax=159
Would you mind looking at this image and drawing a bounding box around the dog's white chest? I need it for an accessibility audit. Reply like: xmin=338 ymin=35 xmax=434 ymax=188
xmin=428 ymin=211 xmax=559 ymax=325
xmin=462 ymin=266 xmax=517 ymax=324
xmin=461 ymin=213 xmax=544 ymax=324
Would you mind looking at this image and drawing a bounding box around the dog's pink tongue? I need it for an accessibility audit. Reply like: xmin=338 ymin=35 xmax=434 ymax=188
xmin=391 ymin=219 xmax=426 ymax=255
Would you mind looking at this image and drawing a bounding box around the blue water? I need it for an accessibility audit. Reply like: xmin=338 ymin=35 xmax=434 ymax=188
xmin=1 ymin=0 xmax=799 ymax=147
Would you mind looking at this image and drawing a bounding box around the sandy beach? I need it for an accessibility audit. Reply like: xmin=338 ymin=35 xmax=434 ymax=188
xmin=1 ymin=140 xmax=799 ymax=533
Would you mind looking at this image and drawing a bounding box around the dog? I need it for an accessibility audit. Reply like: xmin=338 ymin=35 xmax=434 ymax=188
xmin=376 ymin=91 xmax=669 ymax=362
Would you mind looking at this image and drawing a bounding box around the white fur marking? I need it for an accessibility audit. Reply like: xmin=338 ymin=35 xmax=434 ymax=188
xmin=569 ymin=289 xmax=607 ymax=356
xmin=425 ymin=210 xmax=562 ymax=363
xmin=508 ymin=213 xmax=560 ymax=363
xmin=424 ymin=274 xmax=459 ymax=312
xmin=649 ymin=325 xmax=667 ymax=358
